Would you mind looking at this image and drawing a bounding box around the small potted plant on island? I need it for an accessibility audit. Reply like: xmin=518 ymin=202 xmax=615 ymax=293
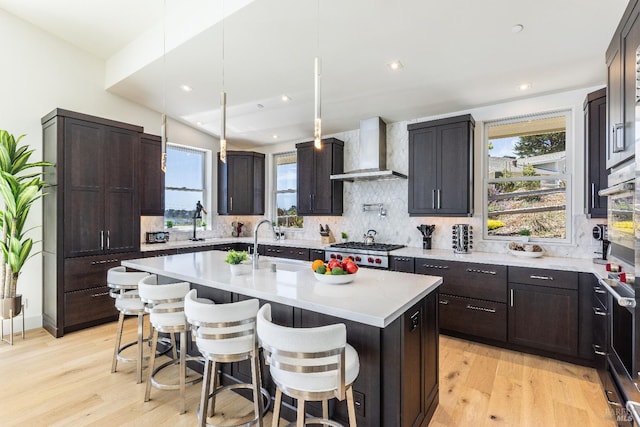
xmin=225 ymin=249 xmax=250 ymax=276
xmin=0 ymin=131 xmax=52 ymax=344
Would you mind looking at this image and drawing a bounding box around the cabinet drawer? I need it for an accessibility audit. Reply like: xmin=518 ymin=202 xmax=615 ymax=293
xmin=593 ymin=280 xmax=609 ymax=308
xmin=390 ymin=256 xmax=415 ymax=273
xmin=264 ymin=246 xmax=309 ymax=261
xmin=64 ymin=286 xmax=117 ymax=328
xmin=508 ymin=266 xmax=577 ymax=290
xmin=64 ymin=256 xmax=118 ymax=292
xmin=309 ymin=249 xmax=325 ymax=261
xmin=142 ymin=248 xmax=179 ymax=257
xmin=439 ymin=294 xmax=507 ymax=342
xmin=416 ymin=259 xmax=506 ymax=302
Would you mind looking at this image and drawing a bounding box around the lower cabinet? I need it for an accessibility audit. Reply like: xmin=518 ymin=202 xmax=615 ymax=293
xmin=439 ymin=294 xmax=506 ymax=342
xmin=390 ymin=256 xmax=415 ymax=273
xmin=262 ymin=245 xmax=309 ymax=260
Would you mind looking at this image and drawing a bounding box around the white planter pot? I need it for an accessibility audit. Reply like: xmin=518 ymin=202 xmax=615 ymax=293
xmin=229 ymin=263 xmax=250 ymax=276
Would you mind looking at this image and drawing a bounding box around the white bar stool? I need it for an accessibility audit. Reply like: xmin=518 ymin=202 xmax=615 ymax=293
xmin=185 ymin=290 xmax=270 ymax=427
xmin=107 ymin=266 xmax=153 ymax=383
xmin=138 ymin=275 xmax=204 ymax=414
xmin=257 ymin=304 xmax=360 ymax=427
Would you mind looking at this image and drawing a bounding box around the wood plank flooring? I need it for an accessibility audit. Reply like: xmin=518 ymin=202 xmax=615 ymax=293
xmin=0 ymin=321 xmax=617 ymax=426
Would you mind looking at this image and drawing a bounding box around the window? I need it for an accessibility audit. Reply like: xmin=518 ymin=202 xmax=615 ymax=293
xmin=164 ymin=144 xmax=208 ymax=227
xmin=485 ymin=111 xmax=571 ymax=241
xmin=274 ymin=151 xmax=303 ymax=228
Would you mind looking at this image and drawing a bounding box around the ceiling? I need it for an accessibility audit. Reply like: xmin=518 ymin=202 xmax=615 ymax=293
xmin=0 ymin=0 xmax=629 ymax=147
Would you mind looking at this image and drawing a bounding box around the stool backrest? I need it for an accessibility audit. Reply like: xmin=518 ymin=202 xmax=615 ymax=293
xmin=185 ymin=289 xmax=259 ymax=357
xmin=107 ymin=266 xmax=150 ymax=291
xmin=256 ymin=304 xmax=347 ymax=399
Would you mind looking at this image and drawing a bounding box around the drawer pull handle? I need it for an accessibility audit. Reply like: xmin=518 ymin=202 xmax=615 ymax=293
xmin=439 ymin=300 xmax=449 ymax=305
xmin=593 ymin=286 xmax=606 ymax=294
xmin=466 ymin=268 xmax=496 ymax=275
xmin=466 ymin=304 xmax=496 ymax=313
xmin=91 ymin=292 xmax=110 ymax=298
xmin=592 ymin=344 xmax=606 ymax=356
xmin=605 ymin=390 xmax=622 ymax=407
xmin=530 ymin=275 xmax=553 ymax=281
xmin=593 ymin=306 xmax=607 ymax=316
xmin=422 ymin=264 xmax=449 ymax=270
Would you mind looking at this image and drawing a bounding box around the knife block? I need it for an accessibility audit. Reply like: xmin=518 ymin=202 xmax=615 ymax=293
xmin=321 ymin=231 xmax=335 ymax=244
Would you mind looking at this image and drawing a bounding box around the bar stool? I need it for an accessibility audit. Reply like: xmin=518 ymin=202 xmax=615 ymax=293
xmin=256 ymin=304 xmax=360 ymax=427
xmin=138 ymin=275 xmax=203 ymax=414
xmin=185 ymin=290 xmax=270 ymax=427
xmin=107 ymin=266 xmax=152 ymax=383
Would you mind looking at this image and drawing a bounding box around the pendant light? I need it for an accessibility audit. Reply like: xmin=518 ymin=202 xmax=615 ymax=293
xmin=160 ymin=0 xmax=168 ymax=172
xmin=313 ymin=0 xmax=322 ymax=149
xmin=219 ymin=0 xmax=227 ymax=163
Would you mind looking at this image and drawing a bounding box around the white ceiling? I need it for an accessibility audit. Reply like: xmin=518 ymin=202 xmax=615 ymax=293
xmin=0 ymin=0 xmax=629 ymax=147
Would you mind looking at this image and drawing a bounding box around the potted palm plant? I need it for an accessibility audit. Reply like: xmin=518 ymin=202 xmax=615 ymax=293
xmin=0 ymin=130 xmax=51 ymax=323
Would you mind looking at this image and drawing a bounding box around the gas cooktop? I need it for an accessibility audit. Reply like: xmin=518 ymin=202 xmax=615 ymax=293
xmin=329 ymin=242 xmax=405 ymax=252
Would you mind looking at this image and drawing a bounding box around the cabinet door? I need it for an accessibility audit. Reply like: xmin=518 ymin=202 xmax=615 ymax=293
xmin=103 ymin=126 xmax=140 ymax=253
xmin=607 ymin=44 xmax=624 ymax=169
xmin=296 ymin=144 xmax=315 ymax=215
xmin=228 ymin=154 xmax=253 ymax=214
xmin=623 ymin=9 xmax=640 ymax=166
xmin=408 ymin=127 xmax=437 ymax=214
xmin=438 ymin=122 xmax=471 ymax=215
xmin=64 ymin=118 xmax=105 ymax=257
xmin=508 ymin=283 xmax=578 ymax=356
xmin=140 ymin=133 xmax=164 ymax=216
xmin=312 ymin=144 xmax=335 ymax=214
xmin=585 ymin=91 xmax=608 ymax=218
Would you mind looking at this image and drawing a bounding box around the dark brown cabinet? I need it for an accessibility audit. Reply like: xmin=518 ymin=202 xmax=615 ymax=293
xmin=140 ymin=133 xmax=164 ymax=216
xmin=584 ymin=88 xmax=608 ymax=218
xmin=606 ymin=0 xmax=640 ymax=169
xmin=296 ymin=138 xmax=344 ymax=216
xmin=407 ymin=115 xmax=474 ymax=216
xmin=42 ymin=109 xmax=143 ymax=337
xmin=309 ymin=248 xmax=325 ymax=261
xmin=390 ymin=256 xmax=415 ymax=273
xmin=508 ymin=267 xmax=578 ymax=357
xmin=263 ymin=245 xmax=309 ymax=261
xmin=217 ymin=151 xmax=265 ymax=215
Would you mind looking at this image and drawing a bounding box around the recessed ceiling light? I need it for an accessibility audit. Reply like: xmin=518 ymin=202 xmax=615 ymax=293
xmin=180 ymin=84 xmax=193 ymax=92
xmin=257 ymin=104 xmax=264 ymax=109
xmin=387 ymin=61 xmax=404 ymax=71
xmin=196 ymin=121 xmax=203 ymax=126
xmin=512 ymin=24 xmax=524 ymax=33
xmin=272 ymin=134 xmax=279 ymax=139
xmin=519 ymin=82 xmax=532 ymax=91
xmin=281 ymin=95 xmax=291 ymax=102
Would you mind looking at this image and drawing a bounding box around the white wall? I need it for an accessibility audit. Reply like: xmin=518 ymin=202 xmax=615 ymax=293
xmin=0 ymin=9 xmax=216 ymax=333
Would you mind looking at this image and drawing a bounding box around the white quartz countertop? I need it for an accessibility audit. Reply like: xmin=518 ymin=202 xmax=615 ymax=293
xmin=122 ymin=251 xmax=442 ymax=328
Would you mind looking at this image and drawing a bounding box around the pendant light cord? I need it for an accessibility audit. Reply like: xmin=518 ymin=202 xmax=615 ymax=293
xmin=161 ymin=0 xmax=168 ymax=172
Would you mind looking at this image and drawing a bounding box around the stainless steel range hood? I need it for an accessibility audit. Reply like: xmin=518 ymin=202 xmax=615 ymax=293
xmin=330 ymin=117 xmax=407 ymax=181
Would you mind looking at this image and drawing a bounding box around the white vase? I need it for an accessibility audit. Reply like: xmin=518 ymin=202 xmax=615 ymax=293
xmin=229 ymin=263 xmax=249 ymax=276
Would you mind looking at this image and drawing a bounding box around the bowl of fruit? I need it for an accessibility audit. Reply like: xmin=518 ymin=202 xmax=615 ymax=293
xmin=311 ymin=258 xmax=359 ymax=284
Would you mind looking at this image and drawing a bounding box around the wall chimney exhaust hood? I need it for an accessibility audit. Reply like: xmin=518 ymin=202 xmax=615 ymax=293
xmin=330 ymin=117 xmax=407 ymax=181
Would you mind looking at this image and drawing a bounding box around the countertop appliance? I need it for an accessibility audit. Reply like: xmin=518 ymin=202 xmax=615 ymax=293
xmin=324 ymin=241 xmax=405 ymax=269
xmin=145 ymin=231 xmax=169 ymax=244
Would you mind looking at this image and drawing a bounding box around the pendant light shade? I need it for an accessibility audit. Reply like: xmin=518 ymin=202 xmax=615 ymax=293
xmin=161 ymin=113 xmax=167 ymax=172
xmin=314 ymin=56 xmax=322 ymax=149
xmin=220 ymin=91 xmax=227 ymax=163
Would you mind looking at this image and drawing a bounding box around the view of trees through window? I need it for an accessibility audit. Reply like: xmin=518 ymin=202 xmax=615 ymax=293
xmin=164 ymin=145 xmax=207 ymax=227
xmin=275 ymin=152 xmax=303 ymax=228
xmin=486 ymin=114 xmax=569 ymax=240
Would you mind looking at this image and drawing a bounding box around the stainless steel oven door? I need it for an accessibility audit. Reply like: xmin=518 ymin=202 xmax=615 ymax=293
xmin=600 ymin=178 xmax=634 ymax=265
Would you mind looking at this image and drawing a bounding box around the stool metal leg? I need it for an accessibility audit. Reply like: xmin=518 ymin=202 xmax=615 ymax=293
xmin=179 ymin=330 xmax=187 ymax=415
xmin=322 ymin=400 xmax=329 ymax=420
xmin=346 ymin=386 xmax=357 ymax=427
xmin=208 ymin=361 xmax=218 ymax=417
xmin=111 ymin=312 xmax=125 ymax=373
xmin=136 ymin=313 xmax=144 ymax=384
xmin=272 ymin=388 xmax=282 ymax=427
xmin=198 ymin=359 xmax=212 ymax=427
xmin=251 ymin=352 xmax=264 ymax=427
xmin=296 ymin=399 xmax=305 ymax=427
xmin=145 ymin=328 xmax=159 ymax=402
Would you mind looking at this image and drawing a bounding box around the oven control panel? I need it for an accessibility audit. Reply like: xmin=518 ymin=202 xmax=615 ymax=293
xmin=324 ymin=251 xmax=388 ymax=269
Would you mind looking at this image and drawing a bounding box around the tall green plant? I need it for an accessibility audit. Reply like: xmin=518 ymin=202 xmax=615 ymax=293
xmin=0 ymin=131 xmax=52 ymax=299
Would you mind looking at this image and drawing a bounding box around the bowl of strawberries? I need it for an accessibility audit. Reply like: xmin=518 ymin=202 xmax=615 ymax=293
xmin=311 ymin=257 xmax=359 ymax=284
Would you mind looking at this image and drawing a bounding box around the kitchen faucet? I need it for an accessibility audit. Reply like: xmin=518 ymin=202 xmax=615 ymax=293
xmin=253 ymin=219 xmax=276 ymax=269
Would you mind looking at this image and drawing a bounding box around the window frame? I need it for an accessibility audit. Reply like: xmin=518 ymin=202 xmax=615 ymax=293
xmin=273 ymin=150 xmax=303 ymax=229
xmin=164 ymin=143 xmax=209 ymax=229
xmin=482 ymin=110 xmax=573 ymax=244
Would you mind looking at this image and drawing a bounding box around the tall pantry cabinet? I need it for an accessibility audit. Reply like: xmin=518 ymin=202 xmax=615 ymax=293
xmin=42 ymin=109 xmax=142 ymax=337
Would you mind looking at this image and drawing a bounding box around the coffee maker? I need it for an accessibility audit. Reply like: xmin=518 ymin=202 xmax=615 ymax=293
xmin=592 ymin=224 xmax=609 ymax=264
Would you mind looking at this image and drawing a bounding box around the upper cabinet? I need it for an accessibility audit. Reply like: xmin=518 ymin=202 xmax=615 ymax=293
xmin=217 ymin=151 xmax=265 ymax=215
xmin=407 ymin=114 xmax=474 ymax=216
xmin=606 ymin=0 xmax=640 ymax=169
xmin=296 ymin=138 xmax=344 ymax=216
xmin=140 ymin=133 xmax=165 ymax=216
xmin=42 ymin=109 xmax=141 ymax=258
xmin=584 ymin=88 xmax=608 ymax=218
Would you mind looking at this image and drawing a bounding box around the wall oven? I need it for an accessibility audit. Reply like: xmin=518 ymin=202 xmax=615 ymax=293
xmin=600 ymin=162 xmax=634 ymax=266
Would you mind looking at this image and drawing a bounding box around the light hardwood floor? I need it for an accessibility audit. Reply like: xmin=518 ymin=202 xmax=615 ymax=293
xmin=0 ymin=321 xmax=617 ymax=426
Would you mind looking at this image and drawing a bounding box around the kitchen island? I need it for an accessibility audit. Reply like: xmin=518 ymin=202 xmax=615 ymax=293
xmin=123 ymin=250 xmax=442 ymax=427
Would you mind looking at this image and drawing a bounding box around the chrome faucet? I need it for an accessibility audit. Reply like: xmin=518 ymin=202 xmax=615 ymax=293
xmin=253 ymin=219 xmax=276 ymax=269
